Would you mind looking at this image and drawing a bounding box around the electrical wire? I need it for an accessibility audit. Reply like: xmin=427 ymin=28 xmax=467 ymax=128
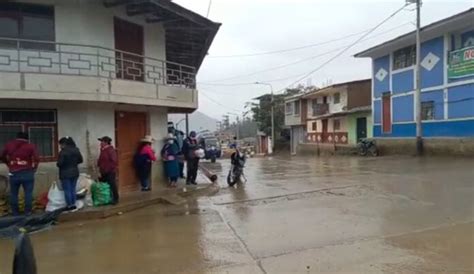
xmin=207 ymin=22 xmax=411 ymax=58
xmin=200 ymin=90 xmax=242 ymax=112
xmin=272 ymin=3 xmax=411 ymax=94
xmin=200 ymin=22 xmax=412 ymax=84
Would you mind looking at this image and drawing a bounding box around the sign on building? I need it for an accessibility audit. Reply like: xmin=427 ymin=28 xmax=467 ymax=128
xmin=448 ymin=46 xmax=474 ymax=79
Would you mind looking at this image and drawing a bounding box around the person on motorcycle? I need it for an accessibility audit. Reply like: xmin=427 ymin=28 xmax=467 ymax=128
xmin=228 ymin=146 xmax=246 ymax=186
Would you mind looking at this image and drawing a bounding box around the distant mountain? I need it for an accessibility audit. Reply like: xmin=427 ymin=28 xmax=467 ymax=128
xmin=168 ymin=111 xmax=218 ymax=132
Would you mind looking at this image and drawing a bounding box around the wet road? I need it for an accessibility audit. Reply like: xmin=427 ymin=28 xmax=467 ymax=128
xmin=1 ymin=156 xmax=473 ymax=273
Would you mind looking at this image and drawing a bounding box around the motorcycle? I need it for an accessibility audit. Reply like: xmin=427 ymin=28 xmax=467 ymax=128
xmin=358 ymin=139 xmax=378 ymax=157
xmin=227 ymin=153 xmax=246 ymax=187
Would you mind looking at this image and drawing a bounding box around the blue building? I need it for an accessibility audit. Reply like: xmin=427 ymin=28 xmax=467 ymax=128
xmin=356 ymin=9 xmax=474 ymax=139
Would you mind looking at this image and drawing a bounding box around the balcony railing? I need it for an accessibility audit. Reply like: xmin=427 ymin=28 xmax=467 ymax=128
xmin=0 ymin=37 xmax=196 ymax=88
xmin=312 ymin=103 xmax=329 ymax=116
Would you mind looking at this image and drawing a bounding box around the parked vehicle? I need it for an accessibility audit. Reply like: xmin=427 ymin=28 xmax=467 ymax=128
xmin=358 ymin=139 xmax=378 ymax=157
xmin=197 ymin=132 xmax=222 ymax=161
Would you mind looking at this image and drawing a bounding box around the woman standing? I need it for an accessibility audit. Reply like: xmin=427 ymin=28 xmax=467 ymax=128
xmin=161 ymin=134 xmax=180 ymax=188
xmin=57 ymin=137 xmax=83 ymax=211
xmin=134 ymin=135 xmax=156 ymax=191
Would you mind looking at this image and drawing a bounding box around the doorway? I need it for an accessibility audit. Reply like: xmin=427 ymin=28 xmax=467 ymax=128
xmin=382 ymin=94 xmax=391 ymax=133
xmin=115 ymin=111 xmax=148 ymax=192
xmin=321 ymin=119 xmax=328 ymax=142
xmin=114 ymin=17 xmax=144 ymax=81
xmin=356 ymin=117 xmax=367 ymax=141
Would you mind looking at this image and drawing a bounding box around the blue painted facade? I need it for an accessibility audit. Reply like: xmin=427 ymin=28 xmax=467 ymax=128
xmin=370 ymin=24 xmax=474 ymax=138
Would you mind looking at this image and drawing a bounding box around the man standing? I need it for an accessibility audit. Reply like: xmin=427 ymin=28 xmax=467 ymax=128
xmin=182 ymin=131 xmax=200 ymax=185
xmin=1 ymin=132 xmax=39 ymax=216
xmin=97 ymin=136 xmax=119 ymax=204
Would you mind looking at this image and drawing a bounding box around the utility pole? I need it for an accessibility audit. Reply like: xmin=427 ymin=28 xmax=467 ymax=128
xmin=185 ymin=113 xmax=189 ymax=136
xmin=414 ymin=0 xmax=423 ymax=155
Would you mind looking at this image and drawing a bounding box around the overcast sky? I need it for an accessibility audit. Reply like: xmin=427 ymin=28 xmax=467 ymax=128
xmin=173 ymin=0 xmax=473 ymax=121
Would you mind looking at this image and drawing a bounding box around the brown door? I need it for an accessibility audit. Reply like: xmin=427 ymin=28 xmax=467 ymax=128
xmin=115 ymin=111 xmax=148 ymax=192
xmin=114 ymin=17 xmax=144 ymax=81
xmin=382 ymin=94 xmax=391 ymax=133
xmin=322 ymin=119 xmax=328 ymax=142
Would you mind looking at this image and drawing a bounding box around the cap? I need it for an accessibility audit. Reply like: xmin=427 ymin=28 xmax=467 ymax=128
xmin=98 ymin=136 xmax=112 ymax=143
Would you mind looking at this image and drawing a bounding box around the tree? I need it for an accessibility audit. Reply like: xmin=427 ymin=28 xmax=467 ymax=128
xmin=250 ymin=87 xmax=305 ymax=140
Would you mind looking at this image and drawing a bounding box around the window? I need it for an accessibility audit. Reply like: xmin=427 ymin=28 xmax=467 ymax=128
xmin=333 ymin=93 xmax=340 ymax=104
xmin=0 ymin=3 xmax=55 ymax=50
xmin=312 ymin=122 xmax=317 ymax=131
xmin=393 ymin=45 xmax=416 ymax=70
xmin=285 ymin=102 xmax=293 ymax=115
xmin=421 ymin=101 xmax=435 ymax=121
xmin=294 ymin=101 xmax=300 ymax=115
xmin=333 ymin=119 xmax=341 ymax=131
xmin=0 ymin=109 xmax=57 ymax=161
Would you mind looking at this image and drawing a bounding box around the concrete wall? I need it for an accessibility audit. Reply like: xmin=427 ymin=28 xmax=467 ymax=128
xmin=0 ymin=99 xmax=169 ymax=196
xmin=375 ymin=138 xmax=474 ymax=157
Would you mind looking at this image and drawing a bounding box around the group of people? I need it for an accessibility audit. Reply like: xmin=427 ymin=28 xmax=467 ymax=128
xmin=1 ymin=129 xmax=203 ymax=216
xmin=160 ymin=130 xmax=203 ymax=187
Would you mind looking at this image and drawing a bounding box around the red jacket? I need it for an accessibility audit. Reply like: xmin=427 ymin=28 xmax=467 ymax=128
xmin=1 ymin=139 xmax=39 ymax=173
xmin=140 ymin=144 xmax=156 ymax=161
xmin=97 ymin=145 xmax=118 ymax=174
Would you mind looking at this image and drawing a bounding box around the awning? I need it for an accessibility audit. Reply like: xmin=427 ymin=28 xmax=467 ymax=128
xmin=103 ymin=0 xmax=221 ymax=71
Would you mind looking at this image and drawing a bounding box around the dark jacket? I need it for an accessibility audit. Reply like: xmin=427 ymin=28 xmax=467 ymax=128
xmin=57 ymin=146 xmax=83 ymax=180
xmin=182 ymin=137 xmax=199 ymax=160
xmin=1 ymin=139 xmax=39 ymax=173
xmin=97 ymin=145 xmax=117 ymax=174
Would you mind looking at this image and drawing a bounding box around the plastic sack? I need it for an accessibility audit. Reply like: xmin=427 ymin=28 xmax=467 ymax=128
xmin=45 ymin=182 xmax=66 ymax=212
xmin=91 ymin=182 xmax=112 ymax=207
xmin=77 ymin=173 xmax=93 ymax=192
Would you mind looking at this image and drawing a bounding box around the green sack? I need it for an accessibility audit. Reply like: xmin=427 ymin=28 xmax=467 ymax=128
xmin=91 ymin=182 xmax=112 ymax=207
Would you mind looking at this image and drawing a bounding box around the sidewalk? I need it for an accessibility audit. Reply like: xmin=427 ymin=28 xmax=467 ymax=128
xmin=59 ymin=173 xmax=219 ymax=222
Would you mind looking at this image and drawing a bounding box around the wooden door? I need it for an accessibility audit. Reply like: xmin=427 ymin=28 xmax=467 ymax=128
xmin=382 ymin=94 xmax=391 ymax=133
xmin=114 ymin=17 xmax=144 ymax=81
xmin=356 ymin=117 xmax=367 ymax=141
xmin=322 ymin=119 xmax=328 ymax=142
xmin=115 ymin=111 xmax=148 ymax=192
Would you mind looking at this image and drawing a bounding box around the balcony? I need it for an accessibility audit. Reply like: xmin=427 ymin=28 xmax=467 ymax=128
xmin=0 ymin=37 xmax=198 ymax=110
xmin=312 ymin=104 xmax=329 ymax=116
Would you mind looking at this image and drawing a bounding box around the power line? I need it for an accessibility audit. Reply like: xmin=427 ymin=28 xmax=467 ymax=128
xmin=207 ymin=22 xmax=411 ymax=59
xmin=200 ymin=90 xmax=242 ymax=112
xmin=200 ymin=22 xmax=412 ymax=84
xmin=273 ymin=3 xmax=410 ymax=94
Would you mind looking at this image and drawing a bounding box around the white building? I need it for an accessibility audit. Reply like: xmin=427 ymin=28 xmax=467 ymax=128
xmin=0 ymin=0 xmax=220 ymax=193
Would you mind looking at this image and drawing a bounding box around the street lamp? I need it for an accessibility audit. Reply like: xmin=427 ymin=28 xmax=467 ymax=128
xmin=255 ymin=82 xmax=275 ymax=151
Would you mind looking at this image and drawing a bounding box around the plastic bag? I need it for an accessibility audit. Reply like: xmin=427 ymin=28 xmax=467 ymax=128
xmin=91 ymin=182 xmax=112 ymax=207
xmin=77 ymin=173 xmax=93 ymax=192
xmin=45 ymin=182 xmax=66 ymax=212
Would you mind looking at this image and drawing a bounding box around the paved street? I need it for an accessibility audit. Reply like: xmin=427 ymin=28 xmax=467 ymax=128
xmin=1 ymin=156 xmax=473 ymax=273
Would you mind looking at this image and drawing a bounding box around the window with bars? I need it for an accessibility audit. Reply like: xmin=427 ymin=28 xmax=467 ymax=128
xmin=312 ymin=122 xmax=317 ymax=131
xmin=333 ymin=93 xmax=341 ymax=104
xmin=393 ymin=45 xmax=416 ymax=70
xmin=285 ymin=102 xmax=293 ymax=115
xmin=0 ymin=109 xmax=57 ymax=161
xmin=294 ymin=101 xmax=300 ymax=115
xmin=421 ymin=101 xmax=435 ymax=121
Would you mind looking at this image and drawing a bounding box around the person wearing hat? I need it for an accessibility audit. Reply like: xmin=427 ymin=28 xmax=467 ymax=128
xmin=134 ymin=135 xmax=156 ymax=191
xmin=182 ymin=131 xmax=200 ymax=185
xmin=97 ymin=136 xmax=119 ymax=204
xmin=161 ymin=134 xmax=180 ymax=187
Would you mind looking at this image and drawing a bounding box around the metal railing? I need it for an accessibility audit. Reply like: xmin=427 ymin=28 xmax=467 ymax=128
xmin=312 ymin=103 xmax=329 ymax=116
xmin=0 ymin=37 xmax=196 ymax=88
